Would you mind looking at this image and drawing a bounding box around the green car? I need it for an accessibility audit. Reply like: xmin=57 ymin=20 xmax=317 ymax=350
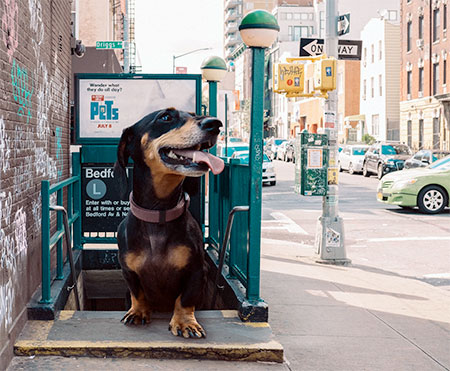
xmin=377 ymin=155 xmax=450 ymax=214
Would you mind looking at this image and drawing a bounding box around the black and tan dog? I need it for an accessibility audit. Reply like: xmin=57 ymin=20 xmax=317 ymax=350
xmin=114 ymin=108 xmax=223 ymax=338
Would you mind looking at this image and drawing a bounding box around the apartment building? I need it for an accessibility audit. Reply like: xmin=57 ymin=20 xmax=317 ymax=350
xmin=400 ymin=0 xmax=450 ymax=150
xmin=359 ymin=18 xmax=401 ymax=142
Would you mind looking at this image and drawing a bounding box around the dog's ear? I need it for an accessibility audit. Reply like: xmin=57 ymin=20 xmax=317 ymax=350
xmin=114 ymin=127 xmax=134 ymax=199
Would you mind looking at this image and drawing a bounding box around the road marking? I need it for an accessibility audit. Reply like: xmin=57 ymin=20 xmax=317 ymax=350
xmin=262 ymin=212 xmax=308 ymax=235
xmin=423 ymin=273 xmax=450 ymax=279
xmin=263 ymin=191 xmax=293 ymax=196
xmin=359 ymin=236 xmax=450 ymax=243
xmin=262 ymin=238 xmax=313 ymax=248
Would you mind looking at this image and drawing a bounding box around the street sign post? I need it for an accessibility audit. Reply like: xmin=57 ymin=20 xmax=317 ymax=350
xmin=337 ymin=13 xmax=350 ymax=36
xmin=96 ymin=41 xmax=123 ymax=49
xmin=299 ymin=38 xmax=362 ymax=60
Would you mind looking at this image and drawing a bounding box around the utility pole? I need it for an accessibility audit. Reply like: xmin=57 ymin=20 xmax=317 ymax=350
xmin=123 ymin=0 xmax=130 ymax=74
xmin=314 ymin=0 xmax=350 ymax=265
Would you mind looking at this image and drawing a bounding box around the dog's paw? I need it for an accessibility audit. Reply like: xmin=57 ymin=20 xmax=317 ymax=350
xmin=121 ymin=308 xmax=151 ymax=325
xmin=168 ymin=317 xmax=206 ymax=338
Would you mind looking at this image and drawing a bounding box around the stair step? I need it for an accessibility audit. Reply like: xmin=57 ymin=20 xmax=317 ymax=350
xmin=14 ymin=310 xmax=283 ymax=363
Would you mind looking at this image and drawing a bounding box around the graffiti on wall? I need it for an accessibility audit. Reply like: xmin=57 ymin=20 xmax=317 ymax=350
xmin=11 ymin=60 xmax=34 ymax=123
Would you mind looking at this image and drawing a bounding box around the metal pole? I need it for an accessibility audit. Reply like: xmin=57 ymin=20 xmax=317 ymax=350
xmin=247 ymin=47 xmax=265 ymax=300
xmin=208 ymin=80 xmax=219 ymax=248
xmin=40 ymin=180 xmax=51 ymax=304
xmin=123 ymin=0 xmax=130 ymax=73
xmin=315 ymin=0 xmax=350 ymax=265
xmin=225 ymin=93 xmax=228 ymax=155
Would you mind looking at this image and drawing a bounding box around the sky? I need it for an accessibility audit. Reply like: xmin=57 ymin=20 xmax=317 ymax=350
xmin=135 ymin=0 xmax=224 ymax=74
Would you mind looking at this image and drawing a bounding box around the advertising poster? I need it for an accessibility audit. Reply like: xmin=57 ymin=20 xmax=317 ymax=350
xmin=77 ymin=77 xmax=198 ymax=142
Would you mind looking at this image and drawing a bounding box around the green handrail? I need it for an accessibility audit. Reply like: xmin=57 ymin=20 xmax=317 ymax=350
xmin=40 ymin=152 xmax=81 ymax=304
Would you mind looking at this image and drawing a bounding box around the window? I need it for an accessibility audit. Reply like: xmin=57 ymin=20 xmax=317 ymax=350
xmin=309 ymin=13 xmax=314 ymax=20
xmin=286 ymin=13 xmax=293 ymax=20
xmin=363 ymin=79 xmax=366 ymax=99
xmin=371 ymin=76 xmax=374 ymax=98
xmin=419 ymin=16 xmax=424 ymax=39
xmin=407 ymin=120 xmax=412 ymax=148
xmin=407 ymin=21 xmax=412 ymax=51
xmin=388 ymin=10 xmax=397 ymax=21
xmin=419 ymin=119 xmax=424 ymax=149
xmin=433 ymin=8 xmax=440 ymax=42
xmin=300 ymin=13 xmax=308 ymax=20
xmin=364 ymin=47 xmax=367 ymax=64
xmin=379 ymin=74 xmax=383 ymax=96
xmin=444 ymin=59 xmax=447 ymax=85
xmin=433 ymin=117 xmax=440 ymax=148
xmin=294 ymin=13 xmax=301 ymax=20
xmin=419 ymin=67 xmax=424 ymax=93
xmin=444 ymin=5 xmax=447 ymax=31
xmin=433 ymin=63 xmax=440 ymax=95
xmin=407 ymin=71 xmax=412 ymax=96
xmin=371 ymin=44 xmax=374 ymax=63
xmin=372 ymin=114 xmax=379 ymax=136
xmin=379 ymin=41 xmax=382 ymax=60
xmin=289 ymin=26 xmax=310 ymax=41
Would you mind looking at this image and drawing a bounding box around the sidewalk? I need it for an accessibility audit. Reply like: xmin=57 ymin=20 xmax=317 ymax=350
xmin=8 ymin=239 xmax=450 ymax=370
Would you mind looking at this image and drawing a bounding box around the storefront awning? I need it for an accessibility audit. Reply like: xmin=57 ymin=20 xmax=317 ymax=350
xmin=344 ymin=114 xmax=365 ymax=122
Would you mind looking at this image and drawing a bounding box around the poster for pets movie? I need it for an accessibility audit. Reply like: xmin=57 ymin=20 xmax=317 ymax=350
xmin=78 ymin=78 xmax=197 ymax=139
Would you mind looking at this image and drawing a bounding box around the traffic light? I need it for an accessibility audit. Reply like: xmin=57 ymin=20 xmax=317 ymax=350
xmin=273 ymin=63 xmax=304 ymax=94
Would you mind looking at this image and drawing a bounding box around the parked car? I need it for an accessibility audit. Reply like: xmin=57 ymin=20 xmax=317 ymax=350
xmin=276 ymin=141 xmax=289 ymax=160
xmin=363 ymin=142 xmax=412 ymax=179
xmin=404 ymin=149 xmax=450 ymax=169
xmin=265 ymin=138 xmax=287 ymax=160
xmin=232 ymin=150 xmax=276 ymax=186
xmin=284 ymin=139 xmax=296 ymax=162
xmin=377 ymin=154 xmax=450 ymax=214
xmin=216 ymin=141 xmax=249 ymax=157
xmin=338 ymin=144 xmax=369 ymax=174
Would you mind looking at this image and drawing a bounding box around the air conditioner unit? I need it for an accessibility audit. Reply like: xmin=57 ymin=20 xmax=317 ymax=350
xmin=416 ymin=38 xmax=424 ymax=49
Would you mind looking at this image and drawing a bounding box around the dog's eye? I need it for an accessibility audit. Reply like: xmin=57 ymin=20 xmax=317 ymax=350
xmin=160 ymin=114 xmax=171 ymax=122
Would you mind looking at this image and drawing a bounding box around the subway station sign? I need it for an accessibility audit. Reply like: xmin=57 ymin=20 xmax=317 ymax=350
xmin=81 ymin=164 xmax=132 ymax=232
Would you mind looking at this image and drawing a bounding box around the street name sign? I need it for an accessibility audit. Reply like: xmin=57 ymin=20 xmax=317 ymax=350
xmin=337 ymin=14 xmax=350 ymax=36
xmin=299 ymin=38 xmax=362 ymax=61
xmin=96 ymin=41 xmax=123 ymax=49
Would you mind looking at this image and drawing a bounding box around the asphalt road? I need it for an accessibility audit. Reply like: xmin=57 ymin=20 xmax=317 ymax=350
xmin=262 ymin=160 xmax=450 ymax=290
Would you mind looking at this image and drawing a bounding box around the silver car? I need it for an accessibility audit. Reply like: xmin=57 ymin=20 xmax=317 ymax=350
xmin=339 ymin=144 xmax=369 ymax=174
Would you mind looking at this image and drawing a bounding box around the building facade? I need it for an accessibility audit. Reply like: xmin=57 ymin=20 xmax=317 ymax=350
xmin=400 ymin=0 xmax=450 ymax=151
xmin=360 ymin=18 xmax=400 ymax=142
xmin=0 ymin=1 xmax=72 ymax=367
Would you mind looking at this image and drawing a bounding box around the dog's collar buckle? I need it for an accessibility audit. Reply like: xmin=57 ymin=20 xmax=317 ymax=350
xmin=129 ymin=192 xmax=190 ymax=223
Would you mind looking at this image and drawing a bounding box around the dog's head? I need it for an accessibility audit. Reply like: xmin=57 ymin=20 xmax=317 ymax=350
xmin=114 ymin=108 xmax=223 ymax=198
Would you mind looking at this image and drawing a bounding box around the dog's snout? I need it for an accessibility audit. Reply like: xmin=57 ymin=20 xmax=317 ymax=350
xmin=199 ymin=118 xmax=222 ymax=134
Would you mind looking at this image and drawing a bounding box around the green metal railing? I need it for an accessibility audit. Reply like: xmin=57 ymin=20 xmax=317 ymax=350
xmin=40 ymin=153 xmax=81 ymax=304
xmin=208 ymin=158 xmax=258 ymax=299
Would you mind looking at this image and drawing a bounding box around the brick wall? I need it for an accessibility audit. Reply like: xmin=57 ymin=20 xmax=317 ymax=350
xmin=0 ymin=0 xmax=72 ymax=367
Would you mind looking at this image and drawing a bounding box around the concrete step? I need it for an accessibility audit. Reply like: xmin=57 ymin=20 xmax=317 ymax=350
xmin=14 ymin=310 xmax=283 ymax=363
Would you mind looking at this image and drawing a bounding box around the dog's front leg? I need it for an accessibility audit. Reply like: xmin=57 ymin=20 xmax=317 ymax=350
xmin=169 ymin=295 xmax=205 ymax=338
xmin=121 ymin=270 xmax=152 ymax=325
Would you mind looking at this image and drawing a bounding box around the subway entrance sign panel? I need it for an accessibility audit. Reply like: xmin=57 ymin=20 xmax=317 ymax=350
xmin=81 ymin=164 xmax=132 ymax=232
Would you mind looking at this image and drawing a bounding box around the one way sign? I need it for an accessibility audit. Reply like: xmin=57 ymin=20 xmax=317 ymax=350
xmin=299 ymin=38 xmax=362 ymax=61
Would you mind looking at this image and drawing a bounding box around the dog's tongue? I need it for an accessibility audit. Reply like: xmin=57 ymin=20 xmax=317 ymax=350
xmin=173 ymin=149 xmax=225 ymax=175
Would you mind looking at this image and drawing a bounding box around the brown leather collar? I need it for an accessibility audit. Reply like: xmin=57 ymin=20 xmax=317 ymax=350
xmin=129 ymin=192 xmax=190 ymax=223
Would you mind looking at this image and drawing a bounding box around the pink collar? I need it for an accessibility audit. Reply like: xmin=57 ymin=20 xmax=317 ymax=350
xmin=129 ymin=192 xmax=190 ymax=223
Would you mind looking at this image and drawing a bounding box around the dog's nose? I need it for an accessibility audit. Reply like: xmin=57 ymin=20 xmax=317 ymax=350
xmin=199 ymin=118 xmax=222 ymax=133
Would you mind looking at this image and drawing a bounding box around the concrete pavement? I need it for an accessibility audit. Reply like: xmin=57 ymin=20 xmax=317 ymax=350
xmin=8 ymin=237 xmax=450 ymax=370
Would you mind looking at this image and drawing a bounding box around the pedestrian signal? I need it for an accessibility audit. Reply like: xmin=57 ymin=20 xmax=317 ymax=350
xmin=273 ymin=63 xmax=304 ymax=94
xmin=314 ymin=58 xmax=336 ymax=92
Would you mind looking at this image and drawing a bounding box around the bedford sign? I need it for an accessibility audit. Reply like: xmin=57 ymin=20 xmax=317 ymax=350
xmin=299 ymin=38 xmax=362 ymax=60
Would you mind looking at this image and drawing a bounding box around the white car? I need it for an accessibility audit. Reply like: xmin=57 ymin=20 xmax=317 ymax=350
xmin=339 ymin=144 xmax=369 ymax=174
xmin=232 ymin=150 xmax=276 ymax=186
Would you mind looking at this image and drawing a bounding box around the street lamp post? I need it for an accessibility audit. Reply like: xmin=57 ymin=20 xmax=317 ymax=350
xmin=172 ymin=47 xmax=212 ymax=73
xmin=239 ymin=10 xmax=279 ymax=304
xmin=200 ymin=56 xmax=227 ymax=251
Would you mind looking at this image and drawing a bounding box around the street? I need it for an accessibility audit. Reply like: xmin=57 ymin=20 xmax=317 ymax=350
xmin=262 ymin=160 xmax=450 ymax=290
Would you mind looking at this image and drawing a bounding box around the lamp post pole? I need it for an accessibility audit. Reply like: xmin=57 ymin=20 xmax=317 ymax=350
xmin=247 ymin=46 xmax=265 ymax=300
xmin=315 ymin=0 xmax=350 ymax=264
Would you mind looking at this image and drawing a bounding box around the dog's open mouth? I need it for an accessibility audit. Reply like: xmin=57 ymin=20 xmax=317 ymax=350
xmin=159 ymin=143 xmax=225 ymax=175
